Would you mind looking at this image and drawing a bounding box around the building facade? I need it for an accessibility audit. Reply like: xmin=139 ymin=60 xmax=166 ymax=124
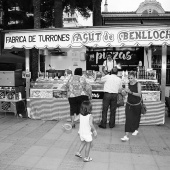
xmin=102 ymin=0 xmax=170 ymax=26
xmin=101 ymin=0 xmax=170 ymax=90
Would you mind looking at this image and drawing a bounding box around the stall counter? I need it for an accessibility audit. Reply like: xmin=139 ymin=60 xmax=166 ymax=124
xmin=30 ymin=79 xmax=161 ymax=101
xmin=29 ymin=98 xmax=165 ymax=125
xmin=28 ymin=78 xmax=164 ymax=125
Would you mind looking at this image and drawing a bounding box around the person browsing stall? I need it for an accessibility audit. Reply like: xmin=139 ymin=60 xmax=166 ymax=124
xmin=98 ymin=67 xmax=122 ymax=129
xmin=65 ymin=68 xmax=92 ymax=128
xmin=121 ymin=71 xmax=142 ymax=142
xmin=102 ymin=53 xmax=117 ymax=75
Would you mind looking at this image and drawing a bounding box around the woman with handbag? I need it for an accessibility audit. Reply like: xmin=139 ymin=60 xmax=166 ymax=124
xmin=65 ymin=68 xmax=92 ymax=128
xmin=121 ymin=71 xmax=142 ymax=142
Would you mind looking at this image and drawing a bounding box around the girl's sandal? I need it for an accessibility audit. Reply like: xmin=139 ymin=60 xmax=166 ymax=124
xmin=75 ymin=152 xmax=82 ymax=158
xmin=84 ymin=157 xmax=93 ymax=162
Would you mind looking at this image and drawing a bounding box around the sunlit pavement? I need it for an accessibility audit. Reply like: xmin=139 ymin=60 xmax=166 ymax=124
xmin=0 ymin=112 xmax=170 ymax=170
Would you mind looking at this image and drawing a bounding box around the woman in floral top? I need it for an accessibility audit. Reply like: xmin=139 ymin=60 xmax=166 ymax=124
xmin=65 ymin=68 xmax=92 ymax=128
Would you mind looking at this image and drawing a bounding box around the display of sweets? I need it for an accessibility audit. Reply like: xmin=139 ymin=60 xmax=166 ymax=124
xmin=140 ymin=81 xmax=160 ymax=91
xmin=137 ymin=67 xmax=156 ymax=80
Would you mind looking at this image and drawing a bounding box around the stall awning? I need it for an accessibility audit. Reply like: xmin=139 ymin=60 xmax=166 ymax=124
xmin=3 ymin=25 xmax=170 ymax=49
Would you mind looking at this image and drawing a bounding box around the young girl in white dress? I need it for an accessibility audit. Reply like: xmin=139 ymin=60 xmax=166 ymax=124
xmin=75 ymin=100 xmax=97 ymax=162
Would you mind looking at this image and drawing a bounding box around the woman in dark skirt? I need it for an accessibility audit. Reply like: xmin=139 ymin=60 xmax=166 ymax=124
xmin=121 ymin=71 xmax=142 ymax=141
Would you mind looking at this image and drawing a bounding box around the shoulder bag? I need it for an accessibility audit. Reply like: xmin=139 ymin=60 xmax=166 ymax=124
xmin=137 ymin=82 xmax=147 ymax=115
xmin=138 ymin=82 xmax=147 ymax=114
xmin=117 ymin=93 xmax=124 ymax=107
xmin=141 ymin=96 xmax=147 ymax=115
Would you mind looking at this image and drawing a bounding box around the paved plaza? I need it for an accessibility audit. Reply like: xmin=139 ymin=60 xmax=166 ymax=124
xmin=0 ymin=112 xmax=170 ymax=170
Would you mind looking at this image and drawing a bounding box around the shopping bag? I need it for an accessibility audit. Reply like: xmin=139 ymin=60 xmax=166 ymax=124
xmin=141 ymin=101 xmax=147 ymax=115
xmin=117 ymin=93 xmax=124 ymax=107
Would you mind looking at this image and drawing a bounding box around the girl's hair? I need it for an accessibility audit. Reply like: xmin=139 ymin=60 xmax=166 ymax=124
xmin=80 ymin=100 xmax=92 ymax=116
xmin=74 ymin=68 xmax=82 ymax=76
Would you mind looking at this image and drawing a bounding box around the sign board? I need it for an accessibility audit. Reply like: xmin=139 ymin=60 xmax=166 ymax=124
xmin=86 ymin=47 xmax=144 ymax=71
xmin=4 ymin=25 xmax=170 ymax=49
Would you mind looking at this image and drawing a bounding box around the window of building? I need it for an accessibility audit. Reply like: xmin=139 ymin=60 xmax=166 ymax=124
xmin=151 ymin=46 xmax=170 ymax=86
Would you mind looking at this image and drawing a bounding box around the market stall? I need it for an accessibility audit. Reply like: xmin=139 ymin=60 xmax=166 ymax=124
xmin=3 ymin=25 xmax=169 ymax=124
xmin=27 ymin=69 xmax=164 ymax=125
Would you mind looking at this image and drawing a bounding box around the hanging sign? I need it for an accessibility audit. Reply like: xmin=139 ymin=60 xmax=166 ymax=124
xmin=4 ymin=25 xmax=170 ymax=49
xmin=86 ymin=47 xmax=144 ymax=71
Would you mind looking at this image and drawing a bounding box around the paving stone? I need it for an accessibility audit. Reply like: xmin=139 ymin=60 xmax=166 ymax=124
xmin=153 ymin=155 xmax=170 ymax=167
xmin=110 ymin=144 xmax=132 ymax=153
xmin=0 ymin=142 xmax=13 ymax=154
xmin=63 ymin=155 xmax=84 ymax=162
xmin=150 ymin=146 xmax=170 ymax=156
xmin=5 ymin=165 xmax=32 ymax=170
xmin=1 ymin=115 xmax=170 ymax=170
xmin=83 ymin=162 xmax=109 ymax=170
xmin=34 ymin=157 xmax=62 ymax=170
xmin=58 ymin=161 xmax=84 ymax=170
xmin=130 ymin=145 xmax=151 ymax=155
xmin=131 ymin=154 xmax=156 ymax=166
xmin=12 ymin=155 xmax=41 ymax=168
xmin=159 ymin=166 xmax=170 ymax=170
xmin=129 ymin=134 xmax=148 ymax=143
xmin=53 ymin=140 xmax=73 ymax=149
xmin=0 ymin=163 xmax=8 ymax=169
xmin=0 ymin=145 xmax=31 ymax=161
xmin=16 ymin=138 xmax=38 ymax=146
xmin=0 ymin=156 xmax=17 ymax=164
xmin=45 ymin=148 xmax=67 ymax=159
xmin=91 ymin=143 xmax=110 ymax=152
xmin=31 ymin=168 xmax=48 ymax=170
xmin=7 ymin=125 xmax=26 ymax=131
xmin=0 ymin=130 xmax=15 ymax=135
xmin=133 ymin=164 xmax=159 ymax=170
xmin=145 ymin=137 xmax=167 ymax=147
xmin=1 ymin=137 xmax=21 ymax=144
xmin=109 ymin=162 xmax=134 ymax=170
xmin=109 ymin=152 xmax=132 ymax=165
xmin=34 ymin=139 xmax=56 ymax=146
xmin=12 ymin=132 xmax=28 ymax=137
xmin=26 ymin=133 xmax=45 ymax=139
xmin=0 ymin=135 xmax=7 ymax=141
xmin=24 ymin=145 xmax=49 ymax=157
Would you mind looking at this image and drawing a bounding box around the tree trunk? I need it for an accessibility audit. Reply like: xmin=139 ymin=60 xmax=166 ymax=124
xmin=2 ymin=0 xmax=9 ymax=29
xmin=54 ymin=0 xmax=63 ymax=28
xmin=33 ymin=0 xmax=41 ymax=28
xmin=93 ymin=0 xmax=102 ymax=26
xmin=31 ymin=0 xmax=41 ymax=81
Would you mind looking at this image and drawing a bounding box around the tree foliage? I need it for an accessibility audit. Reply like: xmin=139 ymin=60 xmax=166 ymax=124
xmin=1 ymin=0 xmax=34 ymax=29
xmin=1 ymin=0 xmax=102 ymax=29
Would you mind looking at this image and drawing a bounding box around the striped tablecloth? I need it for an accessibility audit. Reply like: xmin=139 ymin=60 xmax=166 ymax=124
xmin=29 ymin=98 xmax=165 ymax=125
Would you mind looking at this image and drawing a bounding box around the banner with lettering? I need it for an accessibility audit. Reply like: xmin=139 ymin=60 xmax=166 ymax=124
xmin=4 ymin=25 xmax=170 ymax=49
xmin=86 ymin=47 xmax=144 ymax=71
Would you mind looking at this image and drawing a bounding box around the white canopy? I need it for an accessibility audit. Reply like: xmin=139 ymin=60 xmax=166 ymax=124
xmin=4 ymin=25 xmax=170 ymax=49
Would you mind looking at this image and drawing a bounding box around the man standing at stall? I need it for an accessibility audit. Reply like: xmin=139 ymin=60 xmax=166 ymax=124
xmin=98 ymin=67 xmax=122 ymax=129
xmin=102 ymin=53 xmax=117 ymax=75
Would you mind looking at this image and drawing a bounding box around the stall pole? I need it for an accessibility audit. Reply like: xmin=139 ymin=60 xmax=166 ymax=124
xmin=148 ymin=47 xmax=152 ymax=69
xmin=161 ymin=44 xmax=167 ymax=102
xmin=25 ymin=49 xmax=30 ymax=98
xmin=38 ymin=50 xmax=40 ymax=72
